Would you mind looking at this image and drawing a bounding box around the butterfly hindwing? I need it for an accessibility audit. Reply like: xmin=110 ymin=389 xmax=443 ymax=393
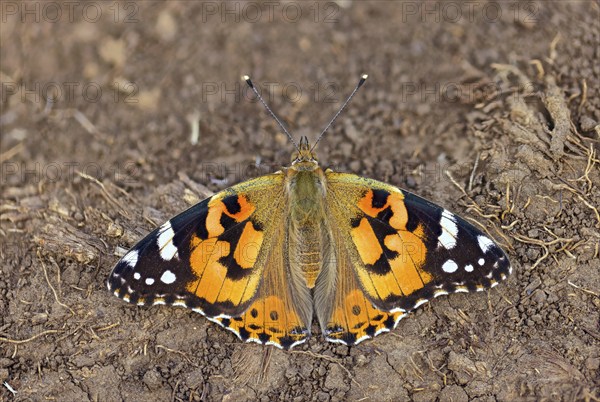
xmin=315 ymin=224 xmax=407 ymax=345
xmin=320 ymin=171 xmax=511 ymax=345
xmin=213 ymin=221 xmax=311 ymax=349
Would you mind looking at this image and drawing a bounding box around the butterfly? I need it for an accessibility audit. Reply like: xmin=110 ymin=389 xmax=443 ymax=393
xmin=107 ymin=75 xmax=511 ymax=349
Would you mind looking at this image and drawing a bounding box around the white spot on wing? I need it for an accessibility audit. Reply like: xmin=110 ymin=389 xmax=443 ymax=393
xmin=157 ymin=221 xmax=179 ymax=261
xmin=438 ymin=210 xmax=458 ymax=249
xmin=133 ymin=272 xmax=141 ymax=280
xmin=160 ymin=270 xmax=176 ymax=284
xmin=145 ymin=278 xmax=155 ymax=285
xmin=477 ymin=235 xmax=495 ymax=253
xmin=465 ymin=264 xmax=474 ymax=272
xmin=478 ymin=258 xmax=485 ymax=266
xmin=123 ymin=250 xmax=139 ymax=267
xmin=442 ymin=259 xmax=458 ymax=273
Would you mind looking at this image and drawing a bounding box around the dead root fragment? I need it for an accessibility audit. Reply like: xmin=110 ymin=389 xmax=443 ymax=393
xmin=77 ymin=171 xmax=130 ymax=218
xmin=39 ymin=252 xmax=75 ymax=315
xmin=544 ymin=76 xmax=572 ymax=161
xmin=155 ymin=344 xmax=197 ymax=366
xmin=0 ymin=329 xmax=64 ymax=344
xmin=567 ymin=281 xmax=599 ymax=298
xmin=512 ymin=225 xmax=577 ymax=270
xmin=34 ymin=215 xmax=102 ymax=264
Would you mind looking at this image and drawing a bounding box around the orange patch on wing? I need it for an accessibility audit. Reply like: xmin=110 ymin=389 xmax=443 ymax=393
xmin=225 ymin=195 xmax=256 ymax=222
xmin=386 ymin=193 xmax=409 ymax=230
xmin=220 ymin=295 xmax=307 ymax=345
xmin=215 ymin=271 xmax=262 ymax=306
xmin=355 ymin=269 xmax=380 ymax=300
xmin=327 ymin=289 xmax=404 ymax=342
xmin=187 ymin=236 xmax=229 ymax=302
xmin=205 ymin=202 xmax=226 ymax=237
xmin=205 ymin=195 xmax=256 ymax=237
xmin=215 ymin=277 xmax=235 ymax=303
xmin=357 ymin=191 xmax=409 ymax=230
xmin=357 ymin=190 xmax=385 ymax=217
xmin=196 ymin=263 xmax=227 ymax=303
xmin=351 ymin=218 xmax=383 ymax=265
xmin=384 ymin=232 xmax=431 ymax=295
xmin=239 ymin=271 xmax=261 ymax=304
xmin=233 ymin=221 xmax=263 ymax=269
xmin=187 ymin=233 xmax=262 ymax=306
xmin=361 ymin=272 xmax=401 ymax=299
xmin=224 ymin=195 xmax=255 ymax=222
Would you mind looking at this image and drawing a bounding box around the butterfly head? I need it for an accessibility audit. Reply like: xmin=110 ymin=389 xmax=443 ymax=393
xmin=291 ymin=136 xmax=319 ymax=169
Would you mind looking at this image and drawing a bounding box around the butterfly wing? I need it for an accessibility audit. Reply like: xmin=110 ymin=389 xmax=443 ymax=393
xmin=107 ymin=172 xmax=310 ymax=348
xmin=319 ymin=171 xmax=511 ymax=345
xmin=212 ymin=219 xmax=311 ymax=349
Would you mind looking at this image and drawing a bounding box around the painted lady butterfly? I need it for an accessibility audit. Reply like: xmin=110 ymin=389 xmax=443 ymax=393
xmin=107 ymin=75 xmax=511 ymax=349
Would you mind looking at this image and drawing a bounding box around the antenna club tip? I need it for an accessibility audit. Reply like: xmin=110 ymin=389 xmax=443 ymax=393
xmin=242 ymin=75 xmax=253 ymax=87
xmin=357 ymin=74 xmax=368 ymax=88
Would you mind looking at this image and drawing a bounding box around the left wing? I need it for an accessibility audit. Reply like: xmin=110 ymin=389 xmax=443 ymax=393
xmin=107 ymin=173 xmax=310 ymax=347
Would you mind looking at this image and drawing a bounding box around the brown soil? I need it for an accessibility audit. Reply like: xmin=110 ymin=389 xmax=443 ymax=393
xmin=1 ymin=2 xmax=599 ymax=401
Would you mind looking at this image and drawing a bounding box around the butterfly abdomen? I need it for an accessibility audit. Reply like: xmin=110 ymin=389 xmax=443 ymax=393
xmin=287 ymin=169 xmax=329 ymax=290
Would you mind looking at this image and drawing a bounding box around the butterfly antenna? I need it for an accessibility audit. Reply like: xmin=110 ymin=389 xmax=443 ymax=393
xmin=243 ymin=75 xmax=299 ymax=151
xmin=310 ymin=74 xmax=368 ymax=153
